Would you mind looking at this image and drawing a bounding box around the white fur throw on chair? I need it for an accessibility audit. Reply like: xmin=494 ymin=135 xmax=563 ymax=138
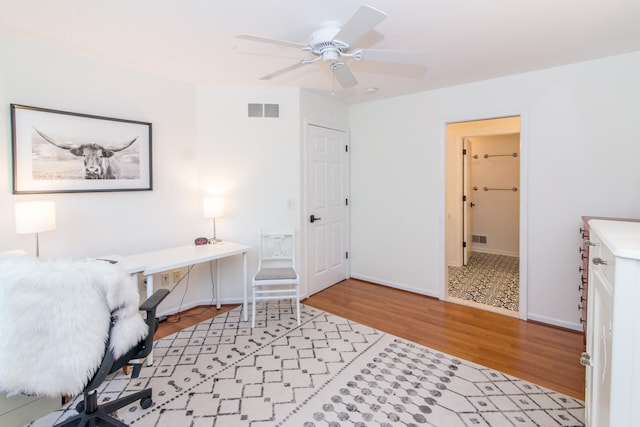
xmin=0 ymin=253 xmax=148 ymax=397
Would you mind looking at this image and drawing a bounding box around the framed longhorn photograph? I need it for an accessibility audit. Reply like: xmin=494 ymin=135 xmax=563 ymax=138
xmin=10 ymin=104 xmax=152 ymax=194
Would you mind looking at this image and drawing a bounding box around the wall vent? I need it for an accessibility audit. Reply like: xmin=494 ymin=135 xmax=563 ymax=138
xmin=248 ymin=103 xmax=263 ymax=118
xmin=248 ymin=103 xmax=280 ymax=118
xmin=264 ymin=103 xmax=280 ymax=118
xmin=472 ymin=235 xmax=487 ymax=244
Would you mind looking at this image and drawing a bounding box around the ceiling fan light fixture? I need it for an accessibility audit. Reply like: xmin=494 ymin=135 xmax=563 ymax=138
xmin=322 ymin=50 xmax=339 ymax=63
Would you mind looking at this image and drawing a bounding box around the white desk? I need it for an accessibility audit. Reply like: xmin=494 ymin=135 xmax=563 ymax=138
xmin=123 ymin=242 xmax=251 ymax=320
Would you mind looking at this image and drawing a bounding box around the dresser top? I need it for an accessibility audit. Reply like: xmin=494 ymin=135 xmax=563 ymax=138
xmin=589 ymin=219 xmax=640 ymax=260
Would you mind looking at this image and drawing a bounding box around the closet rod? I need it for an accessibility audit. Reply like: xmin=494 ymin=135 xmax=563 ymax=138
xmin=473 ymin=153 xmax=518 ymax=159
xmin=483 ymin=186 xmax=518 ymax=192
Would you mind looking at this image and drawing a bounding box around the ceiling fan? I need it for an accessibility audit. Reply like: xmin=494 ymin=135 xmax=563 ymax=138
xmin=236 ymin=4 xmax=427 ymax=89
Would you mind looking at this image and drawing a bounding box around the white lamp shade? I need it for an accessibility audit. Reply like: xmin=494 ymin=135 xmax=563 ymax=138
xmin=15 ymin=201 xmax=57 ymax=234
xmin=203 ymin=197 xmax=224 ymax=219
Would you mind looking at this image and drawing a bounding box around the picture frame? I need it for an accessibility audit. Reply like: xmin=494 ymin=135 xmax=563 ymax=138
xmin=11 ymin=104 xmax=152 ymax=194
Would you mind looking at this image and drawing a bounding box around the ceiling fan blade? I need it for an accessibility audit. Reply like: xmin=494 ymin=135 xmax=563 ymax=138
xmin=260 ymin=61 xmax=307 ymax=80
xmin=236 ymin=34 xmax=306 ymax=50
xmin=332 ymin=63 xmax=358 ymax=88
xmin=333 ymin=5 xmax=387 ymax=46
xmin=356 ymin=49 xmax=428 ymax=65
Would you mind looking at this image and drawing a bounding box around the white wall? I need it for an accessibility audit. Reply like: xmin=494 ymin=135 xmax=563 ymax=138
xmin=349 ymin=51 xmax=640 ymax=330
xmin=468 ymin=134 xmax=520 ymax=256
xmin=0 ymin=35 xmax=344 ymax=317
xmin=0 ymin=35 xmax=204 ymax=314
xmin=0 ymin=34 xmax=349 ymax=317
xmin=195 ymin=86 xmax=302 ymax=302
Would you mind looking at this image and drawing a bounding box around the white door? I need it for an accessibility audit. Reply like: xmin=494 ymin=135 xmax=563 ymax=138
xmin=463 ymin=138 xmax=473 ymax=265
xmin=305 ymin=124 xmax=349 ymax=296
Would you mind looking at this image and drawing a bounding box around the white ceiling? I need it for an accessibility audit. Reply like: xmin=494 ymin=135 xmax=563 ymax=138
xmin=2 ymin=0 xmax=640 ymax=104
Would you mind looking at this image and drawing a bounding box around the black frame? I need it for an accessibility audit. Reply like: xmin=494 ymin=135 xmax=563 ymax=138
xmin=11 ymin=104 xmax=152 ymax=194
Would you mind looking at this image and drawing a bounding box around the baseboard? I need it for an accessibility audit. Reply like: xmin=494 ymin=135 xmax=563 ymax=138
xmin=527 ymin=312 xmax=582 ymax=332
xmin=349 ymin=274 xmax=440 ymax=299
xmin=158 ymin=297 xmax=244 ymax=318
xmin=470 ymin=248 xmax=519 ymax=257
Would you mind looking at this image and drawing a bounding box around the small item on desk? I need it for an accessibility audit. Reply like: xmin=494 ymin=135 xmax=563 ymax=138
xmin=194 ymin=237 xmax=208 ymax=246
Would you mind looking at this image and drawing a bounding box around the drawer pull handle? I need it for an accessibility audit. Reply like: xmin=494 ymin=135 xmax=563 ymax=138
xmin=592 ymin=257 xmax=608 ymax=266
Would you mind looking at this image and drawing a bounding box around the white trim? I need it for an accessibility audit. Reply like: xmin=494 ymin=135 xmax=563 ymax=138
xmin=527 ymin=313 xmax=582 ymax=332
xmin=350 ymin=274 xmax=440 ymax=299
xmin=440 ymin=109 xmax=529 ymax=321
xmin=471 ymin=248 xmax=520 ymax=257
xmin=518 ymin=111 xmax=529 ymax=321
xmin=301 ymin=118 xmax=310 ymax=300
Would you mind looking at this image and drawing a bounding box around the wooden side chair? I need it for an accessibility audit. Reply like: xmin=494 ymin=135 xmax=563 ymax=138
xmin=251 ymin=230 xmax=300 ymax=328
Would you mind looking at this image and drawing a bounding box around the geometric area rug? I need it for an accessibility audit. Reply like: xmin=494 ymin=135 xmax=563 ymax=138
xmin=30 ymin=303 xmax=584 ymax=427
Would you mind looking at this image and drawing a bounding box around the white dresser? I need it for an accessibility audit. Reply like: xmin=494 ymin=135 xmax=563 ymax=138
xmin=583 ymin=219 xmax=640 ymax=427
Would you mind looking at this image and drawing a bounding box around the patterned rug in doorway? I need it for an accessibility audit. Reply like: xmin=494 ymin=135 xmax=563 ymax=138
xmin=31 ymin=302 xmax=583 ymax=426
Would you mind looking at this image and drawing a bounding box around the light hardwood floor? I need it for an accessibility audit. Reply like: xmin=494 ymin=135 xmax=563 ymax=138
xmin=155 ymin=278 xmax=585 ymax=400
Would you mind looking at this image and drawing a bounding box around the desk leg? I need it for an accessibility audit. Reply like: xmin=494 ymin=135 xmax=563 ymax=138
xmin=215 ymin=259 xmax=221 ymax=310
xmin=146 ymin=274 xmax=154 ymax=366
xmin=242 ymin=251 xmax=248 ymax=322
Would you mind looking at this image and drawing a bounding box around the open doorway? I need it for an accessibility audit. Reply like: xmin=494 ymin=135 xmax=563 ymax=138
xmin=445 ymin=116 xmax=522 ymax=317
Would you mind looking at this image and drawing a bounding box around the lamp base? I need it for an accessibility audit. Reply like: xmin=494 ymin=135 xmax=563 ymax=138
xmin=209 ymin=218 xmax=222 ymax=244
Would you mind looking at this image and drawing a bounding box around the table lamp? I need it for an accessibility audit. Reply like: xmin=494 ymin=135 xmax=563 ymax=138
xmin=15 ymin=201 xmax=56 ymax=257
xmin=202 ymin=197 xmax=224 ymax=244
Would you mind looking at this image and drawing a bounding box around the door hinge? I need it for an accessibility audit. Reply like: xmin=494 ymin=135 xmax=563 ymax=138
xmin=463 ymin=195 xmax=467 ymax=202
xmin=345 ymin=145 xmax=349 ymax=153
xmin=463 ymin=148 xmax=467 ymax=155
xmin=345 ymin=198 xmax=349 ymax=206
xmin=345 ymin=251 xmax=349 ymax=259
xmin=463 ymin=241 xmax=467 ymax=248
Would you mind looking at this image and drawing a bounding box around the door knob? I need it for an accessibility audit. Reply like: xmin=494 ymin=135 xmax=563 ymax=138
xmin=470 ymin=202 xmax=476 ymax=207
xmin=310 ymin=214 xmax=322 ymax=223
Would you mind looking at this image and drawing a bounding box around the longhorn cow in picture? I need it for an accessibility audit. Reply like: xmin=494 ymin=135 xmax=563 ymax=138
xmin=34 ymin=129 xmax=137 ymax=179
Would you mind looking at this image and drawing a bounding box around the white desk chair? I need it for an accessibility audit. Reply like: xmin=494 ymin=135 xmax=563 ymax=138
xmin=251 ymin=230 xmax=300 ymax=328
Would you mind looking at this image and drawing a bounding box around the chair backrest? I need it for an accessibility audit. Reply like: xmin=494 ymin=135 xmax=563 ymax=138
xmin=257 ymin=230 xmax=296 ymax=270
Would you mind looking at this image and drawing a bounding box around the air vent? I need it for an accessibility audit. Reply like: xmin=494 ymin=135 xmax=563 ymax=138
xmin=264 ymin=104 xmax=280 ymax=118
xmin=248 ymin=103 xmax=263 ymax=118
xmin=472 ymin=235 xmax=487 ymax=244
xmin=248 ymin=103 xmax=280 ymax=118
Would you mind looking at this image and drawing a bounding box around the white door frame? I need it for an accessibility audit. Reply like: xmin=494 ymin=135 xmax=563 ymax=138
xmin=440 ymin=111 xmax=529 ymax=320
xmin=463 ymin=137 xmax=472 ymax=266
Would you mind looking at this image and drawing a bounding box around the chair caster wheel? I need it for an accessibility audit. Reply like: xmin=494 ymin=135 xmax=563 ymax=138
xmin=75 ymin=401 xmax=85 ymax=413
xmin=140 ymin=397 xmax=153 ymax=409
